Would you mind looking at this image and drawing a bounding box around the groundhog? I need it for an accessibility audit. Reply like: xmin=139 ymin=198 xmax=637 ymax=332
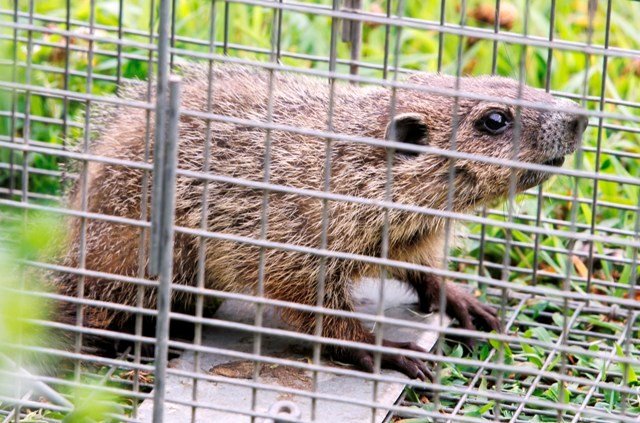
xmin=55 ymin=64 xmax=587 ymax=380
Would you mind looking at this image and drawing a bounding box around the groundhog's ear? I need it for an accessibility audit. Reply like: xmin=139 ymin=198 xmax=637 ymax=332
xmin=385 ymin=113 xmax=428 ymax=154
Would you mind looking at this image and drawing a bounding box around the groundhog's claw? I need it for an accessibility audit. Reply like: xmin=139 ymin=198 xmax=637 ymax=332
xmin=445 ymin=283 xmax=501 ymax=333
xmin=333 ymin=338 xmax=433 ymax=381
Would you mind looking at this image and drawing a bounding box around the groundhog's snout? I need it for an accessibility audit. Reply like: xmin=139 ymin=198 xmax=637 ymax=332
xmin=569 ymin=113 xmax=589 ymax=138
xmin=538 ymin=98 xmax=588 ymax=166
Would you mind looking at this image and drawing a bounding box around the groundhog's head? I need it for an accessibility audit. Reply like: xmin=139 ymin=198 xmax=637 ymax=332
xmin=388 ymin=74 xmax=587 ymax=209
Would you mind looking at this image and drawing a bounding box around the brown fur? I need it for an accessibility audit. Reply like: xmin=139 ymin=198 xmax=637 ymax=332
xmin=55 ymin=64 xmax=586 ymax=376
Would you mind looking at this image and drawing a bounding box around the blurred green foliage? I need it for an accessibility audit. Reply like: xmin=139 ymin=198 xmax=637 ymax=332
xmin=0 ymin=213 xmax=124 ymax=421
xmin=0 ymin=212 xmax=59 ymax=360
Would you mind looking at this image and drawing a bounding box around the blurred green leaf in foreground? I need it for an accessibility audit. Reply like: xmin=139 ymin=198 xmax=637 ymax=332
xmin=0 ymin=211 xmax=123 ymax=422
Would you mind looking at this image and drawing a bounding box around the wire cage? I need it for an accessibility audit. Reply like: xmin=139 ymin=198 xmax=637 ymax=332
xmin=1 ymin=0 xmax=640 ymax=422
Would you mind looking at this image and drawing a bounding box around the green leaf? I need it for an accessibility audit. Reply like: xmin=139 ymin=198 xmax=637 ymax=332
xmin=529 ymin=326 xmax=554 ymax=344
xmin=615 ymin=343 xmax=638 ymax=384
xmin=403 ymin=387 xmax=421 ymax=404
xmin=450 ymin=343 xmax=464 ymax=359
xmin=552 ymin=312 xmax=565 ymax=328
xmin=542 ymin=382 xmax=571 ymax=403
xmin=526 ymin=300 xmax=551 ymax=319
xmin=582 ymin=316 xmax=623 ymax=334
xmin=462 ymin=400 xmax=495 ymax=417
xmin=489 ymin=338 xmax=513 ymax=364
xmin=519 ymin=343 xmax=544 ymax=368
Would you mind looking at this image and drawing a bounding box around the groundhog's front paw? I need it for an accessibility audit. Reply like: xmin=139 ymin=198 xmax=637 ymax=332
xmin=445 ymin=283 xmax=501 ymax=333
xmin=331 ymin=339 xmax=432 ymax=381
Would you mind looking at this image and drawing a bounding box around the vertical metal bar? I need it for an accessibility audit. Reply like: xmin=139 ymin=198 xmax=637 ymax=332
xmin=620 ymin=110 xmax=640 ymax=415
xmin=436 ymin=0 xmax=446 ymax=72
xmin=446 ymin=296 xmax=528 ymax=422
xmin=191 ymin=3 xmax=218 ymax=422
xmin=493 ymin=0 xmax=531 ymax=419
xmin=250 ymin=2 xmax=282 ymax=421
xmin=558 ymin=1 xmax=598 ymax=421
xmin=151 ymin=75 xmax=182 ymax=423
xmin=570 ymin=319 xmax=633 ymax=422
xmin=5 ymin=392 xmax=36 ymax=423
xmin=150 ymin=0 xmax=173 ymax=275
xmin=132 ymin=0 xmax=157 ymax=418
xmin=20 ymin=0 xmax=34 ymax=204
xmin=74 ymin=0 xmax=96 ymax=383
xmin=170 ymin=0 xmax=177 ymax=68
xmin=275 ymin=0 xmax=283 ymax=62
xmin=116 ymin=0 xmax=125 ymax=88
xmin=477 ymin=0 xmax=503 ymax=300
xmin=372 ymin=1 xmax=404 ymax=420
xmin=584 ymin=0 xmax=613 ymax=300
xmin=490 ymin=0 xmax=501 ymax=74
xmin=60 ymin=0 xmax=71 ymax=186
xmin=311 ymin=0 xmax=340 ymax=419
xmin=435 ymin=0 xmax=467 ymax=413
xmin=544 ymin=0 xmax=557 ymax=92
xmin=501 ymin=1 xmax=530 ymax=417
xmin=531 ymin=0 xmax=558 ymax=288
xmin=342 ymin=0 xmax=362 ymax=76
xmin=223 ymin=1 xmax=231 ymax=55
xmin=381 ymin=0 xmax=392 ymax=79
xmin=7 ymin=0 xmax=18 ymax=198
xmin=14 ymin=4 xmax=36 ymax=418
xmin=508 ymin=304 xmax=584 ymax=422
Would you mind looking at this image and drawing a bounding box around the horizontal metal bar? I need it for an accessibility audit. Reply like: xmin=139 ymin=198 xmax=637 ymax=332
xmin=21 ymin=257 xmax=622 ymax=330
xmin=0 ymin=353 xmax=73 ymax=409
xmin=24 ymin=286 xmax=640 ymax=371
xmin=0 ymin=368 xmax=152 ymax=404
xmin=4 ymin=45 xmax=639 ymax=121
xmin=8 ymin=320 xmax=640 ymax=412
xmin=4 ymin=3 xmax=640 ymax=62
xmin=4 ymin=6 xmax=640 ymax=87
xmin=0 ymin=166 xmax=73 ymax=182
xmin=463 ymin=234 xmax=636 ymax=269
xmin=3 ymin=20 xmax=156 ymax=52
xmin=0 ymin=34 xmax=405 ymax=81
xmin=484 ymin=206 xmax=639 ymax=238
xmin=0 ymin=188 xmax=61 ymax=202
xmin=454 ymin=255 xmax=633 ymax=292
xmin=3 ymin=155 xmax=640 ymax=252
xmin=0 ymin=81 xmax=153 ymax=109
xmin=224 ymin=0 xmax=640 ymax=60
xmin=3 ymin=54 xmax=640 ymax=125
xmin=0 ymin=107 xmax=84 ymax=129
xmin=0 ymin=395 xmax=70 ymax=414
xmin=0 ymin=58 xmax=123 ymax=85
xmin=521 ymin=189 xmax=639 ymax=213
xmin=4 ymin=197 xmax=640 ymax=307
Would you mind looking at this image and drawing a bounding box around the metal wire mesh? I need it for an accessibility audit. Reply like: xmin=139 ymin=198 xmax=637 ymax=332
xmin=1 ymin=0 xmax=639 ymax=422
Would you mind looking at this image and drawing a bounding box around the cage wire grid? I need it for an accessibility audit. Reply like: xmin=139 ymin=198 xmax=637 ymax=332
xmin=0 ymin=0 xmax=639 ymax=422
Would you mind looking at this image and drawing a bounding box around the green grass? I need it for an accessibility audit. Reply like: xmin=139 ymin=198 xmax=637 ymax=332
xmin=0 ymin=0 xmax=639 ymax=419
xmin=400 ymin=299 xmax=640 ymax=421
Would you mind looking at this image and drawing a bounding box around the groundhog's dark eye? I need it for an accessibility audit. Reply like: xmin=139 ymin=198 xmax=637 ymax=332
xmin=476 ymin=110 xmax=511 ymax=135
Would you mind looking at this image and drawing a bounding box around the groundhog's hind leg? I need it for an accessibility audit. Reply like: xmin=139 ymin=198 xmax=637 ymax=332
xmin=279 ymin=286 xmax=432 ymax=380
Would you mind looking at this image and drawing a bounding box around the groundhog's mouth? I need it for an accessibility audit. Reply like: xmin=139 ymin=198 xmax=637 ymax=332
xmin=542 ymin=156 xmax=565 ymax=167
xmin=518 ymin=155 xmax=567 ymax=191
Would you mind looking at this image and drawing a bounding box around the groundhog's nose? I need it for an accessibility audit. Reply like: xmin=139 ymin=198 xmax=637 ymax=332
xmin=570 ymin=114 xmax=589 ymax=135
xmin=554 ymin=97 xmax=588 ymax=137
